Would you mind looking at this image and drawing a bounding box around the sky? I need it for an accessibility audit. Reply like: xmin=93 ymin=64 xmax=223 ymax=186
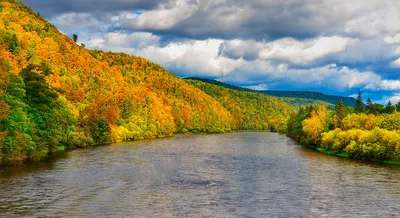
xmin=22 ymin=0 xmax=400 ymax=104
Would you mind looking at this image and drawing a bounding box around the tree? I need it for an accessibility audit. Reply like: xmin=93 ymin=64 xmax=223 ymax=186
xmin=0 ymin=100 xmax=9 ymax=147
xmin=335 ymin=99 xmax=346 ymax=128
xmin=355 ymin=91 xmax=364 ymax=113
xmin=20 ymin=64 xmax=75 ymax=154
xmin=93 ymin=116 xmax=111 ymax=144
xmin=397 ymin=103 xmax=400 ymax=112
xmin=9 ymin=34 xmax=19 ymax=55
xmin=385 ymin=101 xmax=396 ymax=114
xmin=72 ymin=34 xmax=78 ymax=43
xmin=366 ymin=98 xmax=376 ymax=115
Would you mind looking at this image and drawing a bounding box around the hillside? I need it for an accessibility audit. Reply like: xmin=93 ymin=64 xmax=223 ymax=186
xmin=0 ymin=0 xmax=291 ymax=164
xmin=186 ymin=79 xmax=293 ymax=132
xmin=186 ymin=78 xmax=354 ymax=107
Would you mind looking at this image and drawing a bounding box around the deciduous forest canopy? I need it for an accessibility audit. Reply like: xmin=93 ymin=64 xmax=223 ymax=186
xmin=0 ymin=0 xmax=292 ymax=164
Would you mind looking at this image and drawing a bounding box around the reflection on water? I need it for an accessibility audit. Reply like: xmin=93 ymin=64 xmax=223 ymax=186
xmin=0 ymin=132 xmax=399 ymax=217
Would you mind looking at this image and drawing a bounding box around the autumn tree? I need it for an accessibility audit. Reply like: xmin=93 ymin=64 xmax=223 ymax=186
xmin=302 ymin=106 xmax=327 ymax=144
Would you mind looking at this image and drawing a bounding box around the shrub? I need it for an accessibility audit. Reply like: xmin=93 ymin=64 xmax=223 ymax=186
xmin=68 ymin=132 xmax=94 ymax=148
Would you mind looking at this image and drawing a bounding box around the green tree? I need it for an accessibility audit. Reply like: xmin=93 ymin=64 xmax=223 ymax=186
xmin=1 ymin=73 xmax=35 ymax=162
xmin=385 ymin=101 xmax=396 ymax=114
xmin=9 ymin=34 xmax=19 ymax=55
xmin=20 ymin=64 xmax=74 ymax=155
xmin=366 ymin=98 xmax=376 ymax=115
xmin=335 ymin=99 xmax=346 ymax=128
xmin=355 ymin=91 xmax=364 ymax=113
xmin=93 ymin=116 xmax=111 ymax=144
xmin=72 ymin=34 xmax=78 ymax=43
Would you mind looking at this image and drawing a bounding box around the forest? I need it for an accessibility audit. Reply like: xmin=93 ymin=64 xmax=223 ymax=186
xmin=187 ymin=77 xmax=351 ymax=107
xmin=287 ymin=92 xmax=400 ymax=162
xmin=0 ymin=0 xmax=291 ymax=164
xmin=187 ymin=79 xmax=293 ymax=132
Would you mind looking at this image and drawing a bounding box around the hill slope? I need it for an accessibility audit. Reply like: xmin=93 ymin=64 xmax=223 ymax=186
xmin=186 ymin=79 xmax=293 ymax=132
xmin=186 ymin=78 xmax=355 ymax=107
xmin=0 ymin=0 xmax=292 ymax=164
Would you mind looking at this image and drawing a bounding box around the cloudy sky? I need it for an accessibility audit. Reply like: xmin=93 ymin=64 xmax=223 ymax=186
xmin=22 ymin=0 xmax=400 ymax=104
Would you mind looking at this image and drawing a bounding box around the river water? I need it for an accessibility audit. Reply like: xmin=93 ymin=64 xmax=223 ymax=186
xmin=0 ymin=132 xmax=399 ymax=217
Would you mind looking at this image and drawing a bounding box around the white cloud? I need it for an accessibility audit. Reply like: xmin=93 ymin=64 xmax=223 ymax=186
xmin=217 ymin=62 xmax=380 ymax=92
xmin=136 ymin=39 xmax=245 ymax=77
xmin=388 ymin=95 xmax=400 ymax=104
xmin=219 ymin=39 xmax=264 ymax=60
xmin=104 ymin=32 xmax=160 ymax=48
xmin=378 ymin=94 xmax=400 ymax=104
xmin=279 ymin=64 xmax=380 ymax=90
xmin=364 ymin=80 xmax=400 ymax=91
xmin=51 ymin=13 xmax=108 ymax=33
xmin=391 ymin=57 xmax=400 ymax=68
xmin=258 ymin=36 xmax=358 ymax=64
xmin=220 ymin=36 xmax=358 ymax=64
xmin=118 ymin=0 xmax=198 ymax=30
xmin=394 ymin=47 xmax=400 ymax=56
xmin=384 ymin=33 xmax=400 ymax=44
xmin=243 ymin=84 xmax=269 ymax=91
xmin=348 ymin=94 xmax=358 ymax=98
xmin=81 ymin=31 xmax=160 ymax=55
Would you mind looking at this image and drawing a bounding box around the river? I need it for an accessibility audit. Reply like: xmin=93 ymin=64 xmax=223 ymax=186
xmin=0 ymin=132 xmax=399 ymax=217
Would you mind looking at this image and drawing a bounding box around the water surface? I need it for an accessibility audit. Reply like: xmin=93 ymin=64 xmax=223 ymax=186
xmin=0 ymin=132 xmax=399 ymax=217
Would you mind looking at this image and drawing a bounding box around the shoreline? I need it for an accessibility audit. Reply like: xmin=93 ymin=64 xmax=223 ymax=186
xmin=305 ymin=144 xmax=400 ymax=165
xmin=1 ymin=130 xmax=278 ymax=166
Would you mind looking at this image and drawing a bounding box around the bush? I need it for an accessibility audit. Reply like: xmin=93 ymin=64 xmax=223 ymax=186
xmin=68 ymin=132 xmax=94 ymax=148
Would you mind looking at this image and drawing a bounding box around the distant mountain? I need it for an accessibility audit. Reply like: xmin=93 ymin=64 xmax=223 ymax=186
xmin=186 ymin=78 xmax=356 ymax=107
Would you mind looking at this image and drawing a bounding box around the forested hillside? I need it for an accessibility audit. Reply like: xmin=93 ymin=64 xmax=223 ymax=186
xmin=187 ymin=79 xmax=293 ymax=132
xmin=186 ymin=77 xmax=350 ymax=107
xmin=0 ymin=0 xmax=291 ymax=164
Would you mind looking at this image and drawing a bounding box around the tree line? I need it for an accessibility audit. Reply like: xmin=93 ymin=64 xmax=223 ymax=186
xmin=287 ymin=92 xmax=400 ymax=162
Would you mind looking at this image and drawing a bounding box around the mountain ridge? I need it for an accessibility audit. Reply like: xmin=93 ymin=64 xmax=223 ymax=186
xmin=185 ymin=77 xmax=357 ymax=107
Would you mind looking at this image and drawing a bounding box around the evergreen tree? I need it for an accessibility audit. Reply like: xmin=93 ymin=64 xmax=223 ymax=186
xmin=355 ymin=91 xmax=364 ymax=113
xmin=366 ymin=98 xmax=372 ymax=110
xmin=385 ymin=101 xmax=395 ymax=114
xmin=335 ymin=99 xmax=346 ymax=128
xmin=93 ymin=116 xmax=111 ymax=144
xmin=366 ymin=98 xmax=376 ymax=115
xmin=9 ymin=34 xmax=19 ymax=55
xmin=72 ymin=34 xmax=78 ymax=43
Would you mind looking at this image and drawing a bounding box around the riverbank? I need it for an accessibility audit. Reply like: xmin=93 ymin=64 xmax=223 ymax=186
xmin=305 ymin=145 xmax=400 ymax=165
xmin=1 ymin=129 xmax=280 ymax=166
